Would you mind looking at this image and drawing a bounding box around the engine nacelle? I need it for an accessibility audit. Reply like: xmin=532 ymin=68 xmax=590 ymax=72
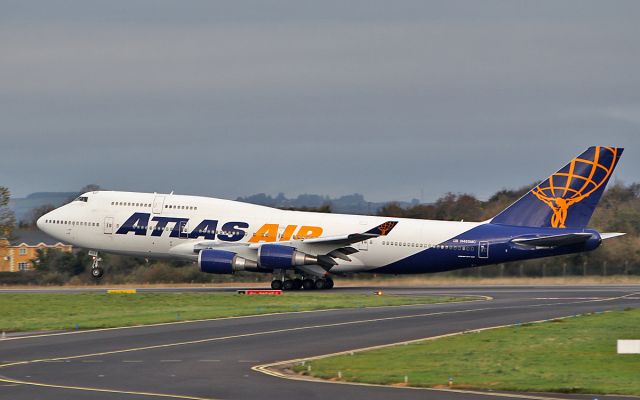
xmin=199 ymin=249 xmax=258 ymax=274
xmin=258 ymin=244 xmax=318 ymax=269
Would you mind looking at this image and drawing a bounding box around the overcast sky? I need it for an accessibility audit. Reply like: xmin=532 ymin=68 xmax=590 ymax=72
xmin=1 ymin=1 xmax=639 ymax=202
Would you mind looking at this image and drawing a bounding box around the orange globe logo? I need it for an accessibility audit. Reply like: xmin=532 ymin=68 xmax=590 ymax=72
xmin=531 ymin=146 xmax=619 ymax=228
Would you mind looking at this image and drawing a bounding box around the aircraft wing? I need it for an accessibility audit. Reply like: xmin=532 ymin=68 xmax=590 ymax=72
xmin=286 ymin=220 xmax=399 ymax=269
xmin=188 ymin=220 xmax=399 ymax=272
xmin=296 ymin=220 xmax=399 ymax=246
xmin=193 ymin=221 xmax=397 ymax=250
xmin=511 ymin=232 xmax=594 ymax=248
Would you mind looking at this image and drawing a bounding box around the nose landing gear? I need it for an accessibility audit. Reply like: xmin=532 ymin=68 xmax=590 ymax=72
xmin=88 ymin=250 xmax=104 ymax=280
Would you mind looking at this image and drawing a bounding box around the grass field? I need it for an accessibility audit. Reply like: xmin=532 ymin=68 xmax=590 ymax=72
xmin=296 ymin=308 xmax=640 ymax=395
xmin=5 ymin=275 xmax=640 ymax=289
xmin=0 ymin=292 xmax=469 ymax=332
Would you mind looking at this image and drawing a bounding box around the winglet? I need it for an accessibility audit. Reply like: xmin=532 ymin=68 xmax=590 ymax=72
xmin=366 ymin=221 xmax=398 ymax=236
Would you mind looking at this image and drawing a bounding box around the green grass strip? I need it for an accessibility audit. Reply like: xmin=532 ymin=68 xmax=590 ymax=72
xmin=296 ymin=308 xmax=640 ymax=395
xmin=0 ymin=292 xmax=469 ymax=332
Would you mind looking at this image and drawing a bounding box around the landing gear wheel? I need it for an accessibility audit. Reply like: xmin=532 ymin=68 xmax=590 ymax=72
xmin=314 ymin=279 xmax=326 ymax=290
xmin=293 ymin=278 xmax=303 ymax=290
xmin=91 ymin=267 xmax=104 ymax=279
xmin=89 ymin=251 xmax=103 ymax=280
xmin=271 ymin=280 xmax=283 ymax=290
xmin=282 ymin=279 xmax=294 ymax=291
xmin=302 ymin=279 xmax=315 ymax=290
xmin=325 ymin=277 xmax=334 ymax=289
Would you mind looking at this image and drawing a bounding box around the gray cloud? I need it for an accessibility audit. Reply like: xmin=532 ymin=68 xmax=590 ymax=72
xmin=1 ymin=1 xmax=639 ymax=202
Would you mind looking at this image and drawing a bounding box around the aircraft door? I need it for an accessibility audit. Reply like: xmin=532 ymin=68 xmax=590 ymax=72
xmin=478 ymin=241 xmax=489 ymax=258
xmin=179 ymin=220 xmax=189 ymax=239
xmin=152 ymin=196 xmax=165 ymax=214
xmin=104 ymin=217 xmax=114 ymax=234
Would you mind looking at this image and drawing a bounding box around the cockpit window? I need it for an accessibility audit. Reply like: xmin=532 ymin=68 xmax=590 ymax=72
xmin=74 ymin=196 xmax=88 ymax=202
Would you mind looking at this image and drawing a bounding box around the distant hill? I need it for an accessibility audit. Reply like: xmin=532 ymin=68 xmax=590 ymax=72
xmin=9 ymin=192 xmax=78 ymax=222
xmin=236 ymin=193 xmax=419 ymax=215
xmin=8 ymin=191 xmax=418 ymax=222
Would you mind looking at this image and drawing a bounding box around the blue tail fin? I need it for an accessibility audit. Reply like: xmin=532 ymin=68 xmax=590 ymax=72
xmin=492 ymin=146 xmax=623 ymax=229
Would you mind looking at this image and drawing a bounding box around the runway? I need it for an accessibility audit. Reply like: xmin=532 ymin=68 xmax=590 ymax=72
xmin=1 ymin=285 xmax=639 ymax=400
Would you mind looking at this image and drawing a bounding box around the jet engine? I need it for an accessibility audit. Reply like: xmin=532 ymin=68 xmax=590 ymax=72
xmin=198 ymin=249 xmax=259 ymax=274
xmin=258 ymin=244 xmax=318 ymax=269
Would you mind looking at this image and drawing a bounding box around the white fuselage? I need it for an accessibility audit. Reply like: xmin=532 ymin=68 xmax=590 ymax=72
xmin=38 ymin=191 xmax=481 ymax=273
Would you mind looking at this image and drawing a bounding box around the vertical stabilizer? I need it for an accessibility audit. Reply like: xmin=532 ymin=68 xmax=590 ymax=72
xmin=491 ymin=146 xmax=623 ymax=229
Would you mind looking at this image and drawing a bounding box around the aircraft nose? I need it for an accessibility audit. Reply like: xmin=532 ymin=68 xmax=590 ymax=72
xmin=37 ymin=212 xmax=49 ymax=232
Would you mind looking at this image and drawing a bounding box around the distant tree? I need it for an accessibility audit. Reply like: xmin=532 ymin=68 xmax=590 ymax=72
xmin=80 ymin=184 xmax=101 ymax=193
xmin=66 ymin=184 xmax=103 ymax=202
xmin=377 ymin=202 xmax=409 ymax=218
xmin=24 ymin=204 xmax=56 ymax=228
xmin=431 ymin=193 xmax=483 ymax=221
xmin=0 ymin=187 xmax=16 ymax=238
xmin=283 ymin=204 xmax=332 ymax=213
xmin=378 ymin=193 xmax=483 ymax=221
xmin=33 ymin=248 xmax=88 ymax=276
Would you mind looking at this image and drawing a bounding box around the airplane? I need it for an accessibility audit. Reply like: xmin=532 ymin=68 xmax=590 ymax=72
xmin=37 ymin=146 xmax=624 ymax=290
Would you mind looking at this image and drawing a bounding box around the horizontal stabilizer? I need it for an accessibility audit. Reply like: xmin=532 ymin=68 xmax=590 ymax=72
xmin=601 ymin=232 xmax=626 ymax=240
xmin=511 ymin=232 xmax=594 ymax=248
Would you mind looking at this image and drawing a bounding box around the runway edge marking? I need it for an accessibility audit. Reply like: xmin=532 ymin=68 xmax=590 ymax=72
xmin=0 ymin=295 xmax=490 ymax=342
xmin=0 ymin=374 xmax=217 ymax=400
xmin=252 ymin=291 xmax=640 ymax=400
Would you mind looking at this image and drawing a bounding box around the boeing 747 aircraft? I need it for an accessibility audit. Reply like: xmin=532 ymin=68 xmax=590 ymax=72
xmin=38 ymin=147 xmax=624 ymax=290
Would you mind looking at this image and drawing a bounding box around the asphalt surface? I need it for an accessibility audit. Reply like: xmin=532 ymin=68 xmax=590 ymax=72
xmin=1 ymin=285 xmax=639 ymax=400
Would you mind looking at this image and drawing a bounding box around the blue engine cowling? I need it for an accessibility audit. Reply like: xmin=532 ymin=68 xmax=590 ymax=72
xmin=199 ymin=249 xmax=258 ymax=274
xmin=258 ymin=244 xmax=318 ymax=269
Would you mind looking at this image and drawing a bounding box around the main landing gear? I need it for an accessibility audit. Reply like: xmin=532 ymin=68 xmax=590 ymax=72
xmin=271 ymin=274 xmax=334 ymax=291
xmin=88 ymin=250 xmax=104 ymax=280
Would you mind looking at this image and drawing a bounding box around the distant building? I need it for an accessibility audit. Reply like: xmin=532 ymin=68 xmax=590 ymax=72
xmin=0 ymin=229 xmax=72 ymax=272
